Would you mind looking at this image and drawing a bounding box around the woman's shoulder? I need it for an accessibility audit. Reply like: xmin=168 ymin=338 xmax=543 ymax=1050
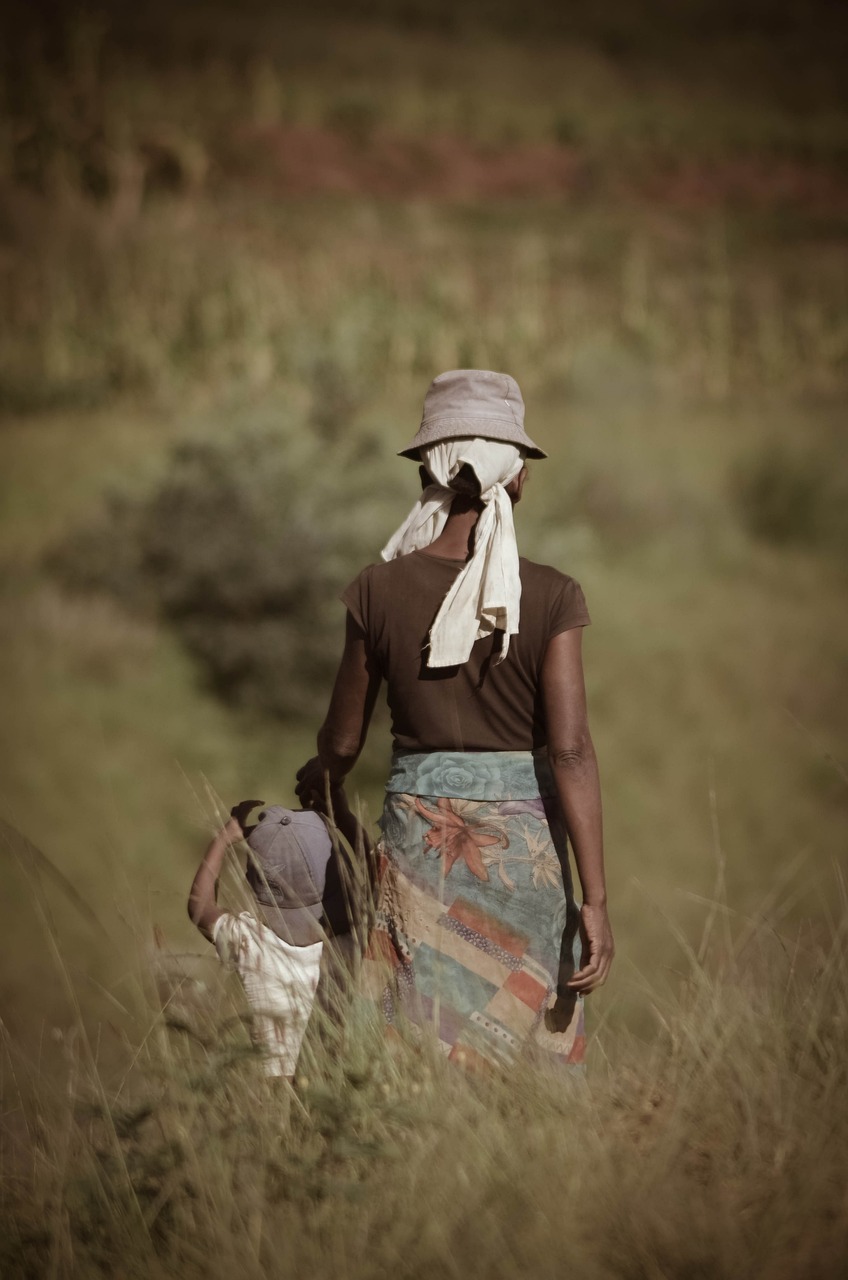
xmin=518 ymin=557 xmax=583 ymax=593
xmin=344 ymin=557 xmax=408 ymax=594
xmin=350 ymin=552 xmax=462 ymax=588
xmin=341 ymin=556 xmax=420 ymax=626
xmin=518 ymin=558 xmax=591 ymax=631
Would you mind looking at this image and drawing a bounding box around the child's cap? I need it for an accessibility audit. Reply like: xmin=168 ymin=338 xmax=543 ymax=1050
xmin=245 ymin=805 xmax=333 ymax=946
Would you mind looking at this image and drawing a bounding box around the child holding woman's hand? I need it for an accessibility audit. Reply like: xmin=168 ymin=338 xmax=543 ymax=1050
xmin=188 ymin=793 xmax=371 ymax=1079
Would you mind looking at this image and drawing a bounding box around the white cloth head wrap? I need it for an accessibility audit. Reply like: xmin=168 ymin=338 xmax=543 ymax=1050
xmin=380 ymin=438 xmax=524 ymax=668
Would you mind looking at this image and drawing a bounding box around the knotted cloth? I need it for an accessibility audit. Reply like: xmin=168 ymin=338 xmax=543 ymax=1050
xmin=380 ymin=438 xmax=524 ymax=668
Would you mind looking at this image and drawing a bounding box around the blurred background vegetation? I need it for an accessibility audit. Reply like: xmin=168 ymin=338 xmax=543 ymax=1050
xmin=1 ymin=0 xmax=846 ymax=1062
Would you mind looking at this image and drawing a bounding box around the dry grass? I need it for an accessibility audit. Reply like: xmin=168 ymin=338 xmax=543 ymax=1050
xmin=1 ymin=867 xmax=846 ymax=1279
xmin=1 ymin=6 xmax=846 ymax=412
xmin=2 ymin=196 xmax=847 ymax=414
xmin=0 ymin=6 xmax=847 ymax=1271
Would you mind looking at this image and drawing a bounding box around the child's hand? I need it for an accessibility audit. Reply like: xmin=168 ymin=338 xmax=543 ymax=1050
xmin=226 ymin=799 xmax=265 ymax=840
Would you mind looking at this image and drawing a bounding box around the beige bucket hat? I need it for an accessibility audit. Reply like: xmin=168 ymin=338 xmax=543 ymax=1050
xmin=399 ymin=369 xmax=547 ymax=460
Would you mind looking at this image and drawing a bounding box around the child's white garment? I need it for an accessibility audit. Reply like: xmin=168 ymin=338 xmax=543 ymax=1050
xmin=213 ymin=912 xmax=323 ymax=1077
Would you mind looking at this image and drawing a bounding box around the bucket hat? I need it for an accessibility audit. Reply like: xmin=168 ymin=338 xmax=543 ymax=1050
xmin=245 ymin=806 xmax=334 ymax=946
xmin=399 ymin=369 xmax=547 ymax=461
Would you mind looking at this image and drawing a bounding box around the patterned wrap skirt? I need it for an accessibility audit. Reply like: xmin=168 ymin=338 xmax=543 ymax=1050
xmin=362 ymin=750 xmax=586 ymax=1072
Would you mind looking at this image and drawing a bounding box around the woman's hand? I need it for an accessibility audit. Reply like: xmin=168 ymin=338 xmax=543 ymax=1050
xmin=566 ymin=903 xmax=614 ymax=993
xmin=295 ymin=759 xmax=350 ymax=818
xmin=295 ymin=757 xmax=326 ymax=809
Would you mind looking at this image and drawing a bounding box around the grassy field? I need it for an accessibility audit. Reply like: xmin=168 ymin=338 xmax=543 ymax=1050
xmin=1 ymin=1 xmax=847 ymax=1272
xmin=2 ymin=897 xmax=847 ymax=1279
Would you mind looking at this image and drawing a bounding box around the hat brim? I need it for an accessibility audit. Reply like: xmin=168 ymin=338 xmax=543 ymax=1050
xmin=258 ymin=901 xmax=324 ymax=947
xmin=399 ymin=419 xmax=547 ymax=461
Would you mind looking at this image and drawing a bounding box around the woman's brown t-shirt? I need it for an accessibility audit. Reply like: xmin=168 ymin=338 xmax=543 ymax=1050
xmin=342 ymin=550 xmax=590 ymax=753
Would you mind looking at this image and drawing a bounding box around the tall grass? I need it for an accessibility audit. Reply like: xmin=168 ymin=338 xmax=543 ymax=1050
xmin=1 ymin=5 xmax=846 ymax=412
xmin=1 ymin=8 xmax=847 ymax=1269
xmin=2 ymin=198 xmax=846 ymax=413
xmin=2 ymin=864 xmax=847 ymax=1278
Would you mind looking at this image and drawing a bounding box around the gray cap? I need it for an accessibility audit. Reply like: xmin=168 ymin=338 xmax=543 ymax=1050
xmin=399 ymin=369 xmax=547 ymax=461
xmin=245 ymin=806 xmax=333 ymax=946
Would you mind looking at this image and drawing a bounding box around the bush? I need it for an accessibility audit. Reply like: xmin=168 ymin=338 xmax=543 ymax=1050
xmin=731 ymin=441 xmax=848 ymax=551
xmin=48 ymin=420 xmax=404 ymax=719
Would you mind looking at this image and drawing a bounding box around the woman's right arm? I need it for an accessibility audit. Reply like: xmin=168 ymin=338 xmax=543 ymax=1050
xmin=541 ymin=626 xmax=614 ymax=992
xmin=295 ymin=610 xmax=382 ymax=804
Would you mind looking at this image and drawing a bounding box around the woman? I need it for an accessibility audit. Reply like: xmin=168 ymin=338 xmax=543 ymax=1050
xmin=296 ymin=369 xmax=613 ymax=1071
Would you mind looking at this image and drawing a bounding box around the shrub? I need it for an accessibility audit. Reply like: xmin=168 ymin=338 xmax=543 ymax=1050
xmin=48 ymin=420 xmax=404 ymax=720
xmin=731 ymin=442 xmax=848 ymax=551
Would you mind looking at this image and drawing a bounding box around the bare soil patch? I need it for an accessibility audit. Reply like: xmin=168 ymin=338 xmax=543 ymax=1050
xmin=222 ymin=122 xmax=848 ymax=212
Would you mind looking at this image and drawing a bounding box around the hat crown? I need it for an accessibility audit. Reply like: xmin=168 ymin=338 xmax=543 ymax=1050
xmin=422 ymin=368 xmax=524 ymax=428
xmin=245 ymin=805 xmax=331 ymax=910
xmin=399 ymin=368 xmax=547 ymax=461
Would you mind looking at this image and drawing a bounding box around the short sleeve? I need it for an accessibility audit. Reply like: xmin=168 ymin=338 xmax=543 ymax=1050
xmin=212 ymin=912 xmax=240 ymax=970
xmin=548 ymin=575 xmax=591 ymax=639
xmin=340 ymin=564 xmax=374 ymax=634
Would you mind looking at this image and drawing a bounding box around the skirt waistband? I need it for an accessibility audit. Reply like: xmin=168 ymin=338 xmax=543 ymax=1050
xmin=386 ymin=749 xmax=556 ymax=801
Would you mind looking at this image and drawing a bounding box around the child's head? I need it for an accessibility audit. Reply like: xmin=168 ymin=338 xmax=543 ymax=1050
xmin=244 ymin=806 xmax=334 ymax=946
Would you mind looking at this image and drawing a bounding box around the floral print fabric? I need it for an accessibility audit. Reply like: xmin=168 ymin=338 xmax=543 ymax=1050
xmin=386 ymin=748 xmax=557 ymax=802
xmin=363 ymin=754 xmax=585 ymax=1072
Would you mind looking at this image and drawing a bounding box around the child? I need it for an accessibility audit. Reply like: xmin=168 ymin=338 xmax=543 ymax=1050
xmin=188 ymin=793 xmax=371 ymax=1079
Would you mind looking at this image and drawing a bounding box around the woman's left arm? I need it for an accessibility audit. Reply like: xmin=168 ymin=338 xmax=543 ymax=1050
xmin=542 ymin=626 xmax=614 ymax=992
xmin=296 ymin=610 xmax=382 ymax=806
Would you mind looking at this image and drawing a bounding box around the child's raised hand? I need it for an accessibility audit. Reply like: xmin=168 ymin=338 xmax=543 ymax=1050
xmin=226 ymin=799 xmax=265 ymax=839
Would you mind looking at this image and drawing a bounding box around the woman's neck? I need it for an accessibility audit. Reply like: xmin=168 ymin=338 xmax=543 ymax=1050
xmin=422 ymin=497 xmax=482 ymax=562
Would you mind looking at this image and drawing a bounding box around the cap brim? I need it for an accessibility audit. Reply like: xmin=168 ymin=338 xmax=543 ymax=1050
xmin=259 ymin=901 xmax=324 ymax=947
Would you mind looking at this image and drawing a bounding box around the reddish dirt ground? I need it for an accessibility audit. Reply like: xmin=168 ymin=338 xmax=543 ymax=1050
xmin=223 ymin=122 xmax=848 ymax=212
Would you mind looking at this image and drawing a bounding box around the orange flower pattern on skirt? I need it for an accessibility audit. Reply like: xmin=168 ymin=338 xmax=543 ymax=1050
xmin=413 ymin=796 xmax=507 ymax=881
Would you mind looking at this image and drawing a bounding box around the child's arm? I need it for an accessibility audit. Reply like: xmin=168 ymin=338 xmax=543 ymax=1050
xmin=187 ymin=818 xmax=240 ymax=942
xmin=187 ymin=801 xmax=261 ymax=942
